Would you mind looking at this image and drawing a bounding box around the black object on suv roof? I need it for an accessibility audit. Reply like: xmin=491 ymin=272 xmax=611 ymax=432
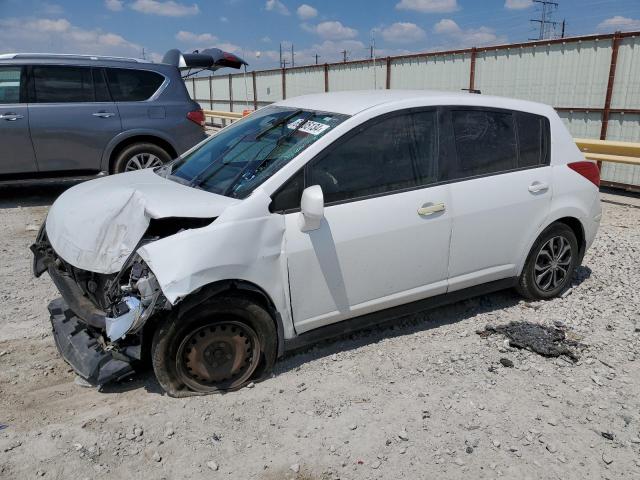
xmin=162 ymin=48 xmax=248 ymax=72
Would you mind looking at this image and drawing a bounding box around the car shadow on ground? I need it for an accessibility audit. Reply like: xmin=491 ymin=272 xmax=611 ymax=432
xmin=99 ymin=266 xmax=591 ymax=397
xmin=0 ymin=180 xmax=82 ymax=209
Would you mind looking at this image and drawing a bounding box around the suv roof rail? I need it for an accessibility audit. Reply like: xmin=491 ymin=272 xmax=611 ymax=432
xmin=0 ymin=53 xmax=152 ymax=63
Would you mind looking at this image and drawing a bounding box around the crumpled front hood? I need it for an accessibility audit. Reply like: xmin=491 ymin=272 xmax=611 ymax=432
xmin=46 ymin=169 xmax=240 ymax=274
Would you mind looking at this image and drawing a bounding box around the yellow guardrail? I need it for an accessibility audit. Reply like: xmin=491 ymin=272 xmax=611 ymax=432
xmin=575 ymin=138 xmax=640 ymax=166
xmin=202 ymin=110 xmax=244 ymax=124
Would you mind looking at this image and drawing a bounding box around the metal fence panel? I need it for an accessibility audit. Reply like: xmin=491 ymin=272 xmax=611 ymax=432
xmin=475 ymin=41 xmax=611 ymax=107
xmin=193 ymin=78 xmax=209 ymax=104
xmin=611 ymin=37 xmax=640 ymax=110
xmin=328 ymin=62 xmax=386 ymax=92
xmin=255 ymin=71 xmax=283 ymax=103
xmin=600 ymin=113 xmax=640 ymax=185
xmin=231 ymin=73 xmax=255 ymax=106
xmin=287 ymin=66 xmax=325 ymax=98
xmin=390 ymin=53 xmax=471 ymax=91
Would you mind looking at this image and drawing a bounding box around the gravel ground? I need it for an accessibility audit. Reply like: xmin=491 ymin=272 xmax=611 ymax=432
xmin=0 ymin=184 xmax=639 ymax=480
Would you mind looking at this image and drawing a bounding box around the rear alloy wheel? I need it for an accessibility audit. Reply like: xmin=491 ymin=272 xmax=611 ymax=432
xmin=112 ymin=142 xmax=172 ymax=174
xmin=517 ymin=223 xmax=579 ymax=300
xmin=151 ymin=295 xmax=277 ymax=397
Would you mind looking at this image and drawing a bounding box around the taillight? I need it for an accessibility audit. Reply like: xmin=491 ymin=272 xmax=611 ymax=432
xmin=187 ymin=109 xmax=206 ymax=127
xmin=568 ymin=161 xmax=600 ymax=187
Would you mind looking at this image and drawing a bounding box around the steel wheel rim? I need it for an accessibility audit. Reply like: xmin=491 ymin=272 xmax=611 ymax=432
xmin=176 ymin=321 xmax=261 ymax=392
xmin=534 ymin=235 xmax=572 ymax=292
xmin=125 ymin=153 xmax=163 ymax=171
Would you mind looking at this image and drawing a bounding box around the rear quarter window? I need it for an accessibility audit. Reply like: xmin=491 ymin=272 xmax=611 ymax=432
xmin=516 ymin=112 xmax=550 ymax=167
xmin=0 ymin=67 xmax=22 ymax=103
xmin=106 ymin=68 xmax=164 ymax=101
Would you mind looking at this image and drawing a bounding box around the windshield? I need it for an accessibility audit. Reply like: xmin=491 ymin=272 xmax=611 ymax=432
xmin=164 ymin=106 xmax=348 ymax=198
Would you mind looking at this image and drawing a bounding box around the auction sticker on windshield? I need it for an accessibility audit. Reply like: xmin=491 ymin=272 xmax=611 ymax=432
xmin=287 ymin=118 xmax=330 ymax=136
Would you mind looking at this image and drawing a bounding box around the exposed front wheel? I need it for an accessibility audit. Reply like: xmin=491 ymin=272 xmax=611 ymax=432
xmin=151 ymin=296 xmax=277 ymax=397
xmin=517 ymin=223 xmax=579 ymax=300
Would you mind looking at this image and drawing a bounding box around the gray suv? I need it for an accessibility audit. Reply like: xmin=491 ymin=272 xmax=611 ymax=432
xmin=0 ymin=53 xmax=207 ymax=177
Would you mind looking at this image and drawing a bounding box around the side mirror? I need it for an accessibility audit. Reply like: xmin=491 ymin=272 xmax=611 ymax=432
xmin=299 ymin=185 xmax=324 ymax=232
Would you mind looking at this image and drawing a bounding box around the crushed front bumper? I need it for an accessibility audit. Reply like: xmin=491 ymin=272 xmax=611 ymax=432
xmin=49 ymin=298 xmax=140 ymax=386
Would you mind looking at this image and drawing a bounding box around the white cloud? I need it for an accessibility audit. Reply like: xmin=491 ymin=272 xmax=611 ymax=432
xmin=220 ymin=16 xmax=229 ymax=22
xmin=597 ymin=16 xmax=640 ymax=32
xmin=396 ymin=0 xmax=458 ymax=13
xmin=261 ymin=36 xmax=272 ymax=43
xmin=304 ymin=21 xmax=358 ymax=40
xmin=434 ymin=19 xmax=506 ymax=47
xmin=105 ymin=0 xmax=124 ymax=11
xmin=175 ymin=30 xmax=218 ymax=44
xmin=265 ymin=0 xmax=290 ymax=15
xmin=504 ymin=0 xmax=533 ymax=9
xmin=41 ymin=2 xmax=64 ymax=14
xmin=381 ymin=22 xmax=426 ymax=43
xmin=130 ymin=0 xmax=199 ymax=17
xmin=297 ymin=4 xmax=317 ymax=20
xmin=0 ymin=17 xmax=147 ymax=58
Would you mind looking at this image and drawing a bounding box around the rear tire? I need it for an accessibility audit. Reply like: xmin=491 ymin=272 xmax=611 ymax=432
xmin=112 ymin=143 xmax=171 ymax=174
xmin=151 ymin=296 xmax=277 ymax=397
xmin=517 ymin=223 xmax=579 ymax=300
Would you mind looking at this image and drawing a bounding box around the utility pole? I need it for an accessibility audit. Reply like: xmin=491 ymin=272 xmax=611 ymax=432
xmin=141 ymin=47 xmax=146 ymax=60
xmin=279 ymin=43 xmax=283 ymax=68
xmin=561 ymin=19 xmax=566 ymax=38
xmin=529 ymin=0 xmax=559 ymax=40
xmin=341 ymin=50 xmax=348 ymax=62
xmin=291 ymin=44 xmax=295 ymax=68
xmin=314 ymin=53 xmax=320 ymax=65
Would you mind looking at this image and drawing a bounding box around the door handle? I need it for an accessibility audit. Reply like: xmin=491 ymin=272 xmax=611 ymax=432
xmin=418 ymin=202 xmax=446 ymax=216
xmin=92 ymin=111 xmax=116 ymax=118
xmin=0 ymin=113 xmax=24 ymax=121
xmin=528 ymin=181 xmax=549 ymax=193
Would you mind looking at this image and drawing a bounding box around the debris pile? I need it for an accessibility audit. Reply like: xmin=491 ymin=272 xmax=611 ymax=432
xmin=477 ymin=321 xmax=585 ymax=361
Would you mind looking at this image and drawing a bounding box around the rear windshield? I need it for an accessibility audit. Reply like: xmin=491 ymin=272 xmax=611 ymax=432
xmin=164 ymin=106 xmax=347 ymax=198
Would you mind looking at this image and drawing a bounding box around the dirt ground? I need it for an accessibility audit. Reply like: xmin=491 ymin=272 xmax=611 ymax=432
xmin=0 ymin=183 xmax=639 ymax=480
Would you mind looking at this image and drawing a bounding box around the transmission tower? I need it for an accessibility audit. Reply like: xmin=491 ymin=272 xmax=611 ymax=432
xmin=530 ymin=0 xmax=559 ymax=40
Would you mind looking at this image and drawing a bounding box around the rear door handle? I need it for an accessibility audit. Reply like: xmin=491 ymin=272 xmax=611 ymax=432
xmin=92 ymin=111 xmax=116 ymax=118
xmin=0 ymin=113 xmax=24 ymax=121
xmin=528 ymin=181 xmax=549 ymax=193
xmin=418 ymin=202 xmax=446 ymax=216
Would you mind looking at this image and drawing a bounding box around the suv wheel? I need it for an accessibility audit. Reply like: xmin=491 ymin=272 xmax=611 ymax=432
xmin=517 ymin=222 xmax=579 ymax=300
xmin=113 ymin=143 xmax=171 ymax=173
xmin=151 ymin=296 xmax=277 ymax=397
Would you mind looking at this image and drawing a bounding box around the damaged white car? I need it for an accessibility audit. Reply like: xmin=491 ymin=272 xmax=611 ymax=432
xmin=32 ymin=90 xmax=601 ymax=396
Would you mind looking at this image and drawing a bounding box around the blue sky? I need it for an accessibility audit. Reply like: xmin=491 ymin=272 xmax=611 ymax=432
xmin=1 ymin=0 xmax=639 ymax=68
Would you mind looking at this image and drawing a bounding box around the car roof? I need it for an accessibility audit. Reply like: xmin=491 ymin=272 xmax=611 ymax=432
xmin=275 ymin=90 xmax=556 ymax=118
xmin=0 ymin=53 xmax=174 ymax=71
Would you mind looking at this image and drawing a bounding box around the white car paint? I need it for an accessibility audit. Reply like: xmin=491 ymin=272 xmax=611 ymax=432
xmin=44 ymin=90 xmax=601 ymax=343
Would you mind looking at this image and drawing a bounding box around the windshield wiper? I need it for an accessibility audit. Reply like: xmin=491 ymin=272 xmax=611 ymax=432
xmin=254 ymin=109 xmax=303 ymax=141
xmin=222 ymin=112 xmax=315 ymax=197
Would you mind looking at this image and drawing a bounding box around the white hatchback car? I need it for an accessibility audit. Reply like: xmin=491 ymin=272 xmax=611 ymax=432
xmin=32 ymin=90 xmax=601 ymax=396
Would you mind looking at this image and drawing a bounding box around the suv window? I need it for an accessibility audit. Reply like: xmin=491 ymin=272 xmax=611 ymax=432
xmin=105 ymin=68 xmax=164 ymax=101
xmin=450 ymin=109 xmax=517 ymax=179
xmin=309 ymin=112 xmax=437 ymax=204
xmin=0 ymin=67 xmax=22 ymax=104
xmin=32 ymin=66 xmax=95 ymax=103
xmin=516 ymin=112 xmax=549 ymax=167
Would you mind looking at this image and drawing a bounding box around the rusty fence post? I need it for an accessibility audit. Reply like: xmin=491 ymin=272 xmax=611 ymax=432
xmin=386 ymin=57 xmax=391 ymax=89
xmin=228 ymin=74 xmax=234 ymax=114
xmin=252 ymin=71 xmax=258 ymax=110
xmin=208 ymin=76 xmax=213 ymax=110
xmin=324 ymin=63 xmax=329 ymax=92
xmin=598 ymin=31 xmax=622 ymax=171
xmin=469 ymin=47 xmax=478 ymax=91
xmin=281 ymin=68 xmax=287 ymax=100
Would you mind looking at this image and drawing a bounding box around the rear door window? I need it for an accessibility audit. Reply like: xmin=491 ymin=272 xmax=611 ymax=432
xmin=105 ymin=68 xmax=164 ymax=101
xmin=450 ymin=109 xmax=518 ymax=179
xmin=32 ymin=66 xmax=95 ymax=103
xmin=516 ymin=112 xmax=549 ymax=167
xmin=0 ymin=67 xmax=22 ymax=104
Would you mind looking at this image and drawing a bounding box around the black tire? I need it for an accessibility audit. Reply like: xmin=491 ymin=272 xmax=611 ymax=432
xmin=112 ymin=142 xmax=172 ymax=174
xmin=517 ymin=222 xmax=579 ymax=300
xmin=151 ymin=295 xmax=277 ymax=397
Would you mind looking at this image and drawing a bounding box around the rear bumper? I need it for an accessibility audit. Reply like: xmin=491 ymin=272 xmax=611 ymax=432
xmin=48 ymin=298 xmax=139 ymax=386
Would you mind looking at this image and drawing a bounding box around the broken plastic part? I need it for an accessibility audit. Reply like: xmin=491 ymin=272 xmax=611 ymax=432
xmin=105 ymin=296 xmax=143 ymax=341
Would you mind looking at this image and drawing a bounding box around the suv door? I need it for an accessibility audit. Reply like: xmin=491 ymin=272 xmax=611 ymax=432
xmin=27 ymin=65 xmax=122 ymax=172
xmin=279 ymin=110 xmax=452 ymax=334
xmin=443 ymin=108 xmax=552 ymax=291
xmin=0 ymin=65 xmax=38 ymax=174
